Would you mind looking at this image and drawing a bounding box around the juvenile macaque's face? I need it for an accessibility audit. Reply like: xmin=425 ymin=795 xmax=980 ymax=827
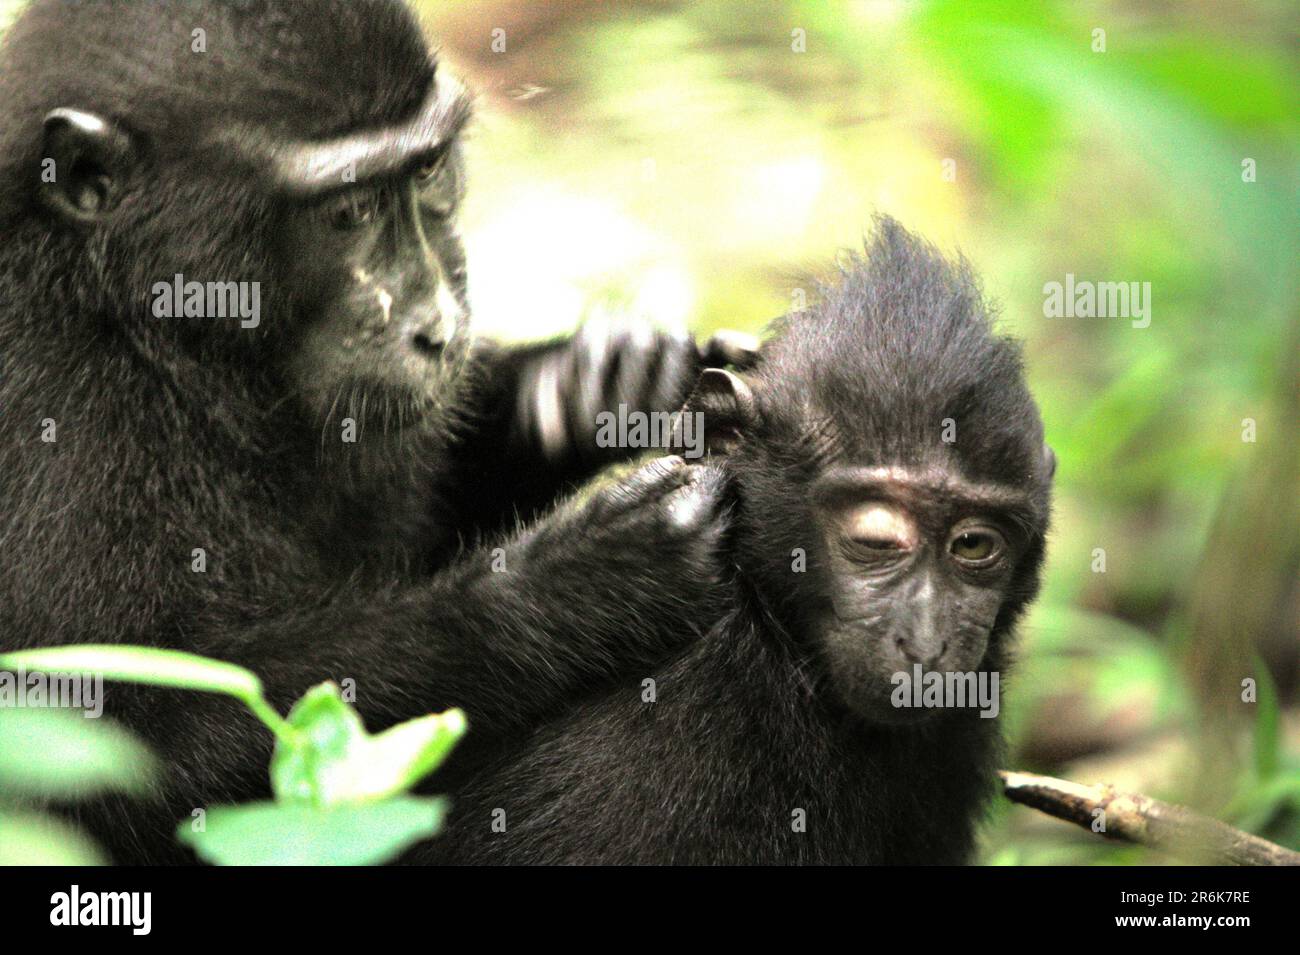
xmin=679 ymin=317 xmax=1053 ymax=727
xmin=811 ymin=465 xmax=1038 ymax=723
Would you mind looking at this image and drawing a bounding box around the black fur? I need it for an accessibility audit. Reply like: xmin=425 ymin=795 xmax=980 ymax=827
xmin=0 ymin=0 xmax=724 ymax=864
xmin=424 ymin=219 xmax=1053 ymax=864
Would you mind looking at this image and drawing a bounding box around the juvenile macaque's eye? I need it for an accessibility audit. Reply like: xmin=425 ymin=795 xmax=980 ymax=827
xmin=852 ymin=537 xmax=902 ymax=550
xmin=949 ymin=529 xmax=1003 ymax=564
xmin=838 ymin=503 xmax=916 ymax=555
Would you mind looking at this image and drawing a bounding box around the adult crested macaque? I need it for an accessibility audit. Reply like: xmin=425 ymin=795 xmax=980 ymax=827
xmin=0 ymin=0 xmax=742 ymax=863
xmin=423 ymin=218 xmax=1055 ymax=864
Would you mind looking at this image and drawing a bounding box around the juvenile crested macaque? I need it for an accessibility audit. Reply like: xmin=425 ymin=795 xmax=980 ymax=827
xmin=422 ymin=218 xmax=1055 ymax=864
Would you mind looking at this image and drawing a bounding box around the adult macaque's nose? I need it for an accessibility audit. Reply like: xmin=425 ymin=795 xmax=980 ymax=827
xmin=405 ymin=313 xmax=445 ymax=356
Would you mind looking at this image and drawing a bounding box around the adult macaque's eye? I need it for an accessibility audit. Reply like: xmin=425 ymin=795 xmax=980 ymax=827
xmin=413 ymin=145 xmax=449 ymax=183
xmin=414 ymin=158 xmax=440 ymax=182
xmin=949 ymin=529 xmax=1004 ymax=564
xmin=325 ymin=192 xmax=378 ymax=231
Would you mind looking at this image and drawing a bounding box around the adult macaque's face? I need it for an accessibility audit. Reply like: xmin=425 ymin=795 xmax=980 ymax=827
xmin=26 ymin=0 xmax=474 ymax=439
xmin=278 ymin=137 xmax=472 ymax=427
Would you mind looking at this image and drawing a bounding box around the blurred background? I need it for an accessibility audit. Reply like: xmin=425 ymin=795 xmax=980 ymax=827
xmin=0 ymin=0 xmax=1294 ymax=865
xmin=415 ymin=0 xmax=1299 ymax=863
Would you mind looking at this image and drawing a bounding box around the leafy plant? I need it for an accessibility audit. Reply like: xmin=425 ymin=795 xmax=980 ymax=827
xmin=0 ymin=645 xmax=466 ymax=865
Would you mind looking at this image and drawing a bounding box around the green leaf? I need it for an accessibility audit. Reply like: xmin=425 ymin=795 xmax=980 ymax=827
xmin=0 ymin=645 xmax=263 ymax=699
xmin=0 ymin=644 xmax=293 ymax=740
xmin=365 ymin=710 xmax=467 ymax=794
xmin=0 ymin=707 xmax=156 ymax=798
xmin=1250 ymin=660 xmax=1281 ymax=780
xmin=270 ymin=682 xmax=466 ymax=807
xmin=177 ymin=797 xmax=448 ymax=866
xmin=0 ymin=809 xmax=107 ymax=866
xmin=270 ymin=683 xmax=367 ymax=805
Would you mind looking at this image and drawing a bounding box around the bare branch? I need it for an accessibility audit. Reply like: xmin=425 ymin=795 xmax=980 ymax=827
xmin=1000 ymin=770 xmax=1300 ymax=866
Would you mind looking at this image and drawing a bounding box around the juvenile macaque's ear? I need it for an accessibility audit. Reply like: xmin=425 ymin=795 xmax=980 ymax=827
xmin=1043 ymin=444 xmax=1057 ymax=480
xmin=675 ymin=367 xmax=759 ymax=455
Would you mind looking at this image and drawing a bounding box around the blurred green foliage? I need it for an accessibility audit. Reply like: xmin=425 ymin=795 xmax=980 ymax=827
xmin=0 ymin=707 xmax=157 ymax=864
